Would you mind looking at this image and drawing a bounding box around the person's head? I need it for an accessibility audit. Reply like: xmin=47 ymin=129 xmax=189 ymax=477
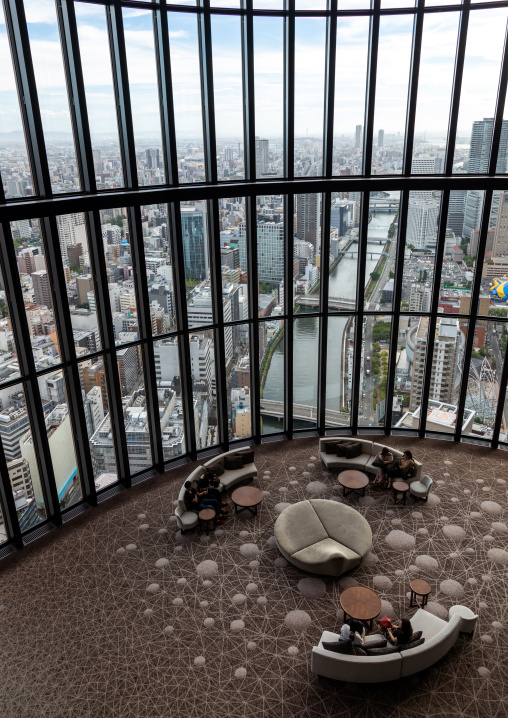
xmin=184 ymin=481 xmax=192 ymax=490
xmin=203 ymin=471 xmax=216 ymax=485
xmin=381 ymin=447 xmax=390 ymax=457
xmin=400 ymin=618 xmax=413 ymax=642
xmin=199 ymin=472 xmax=210 ymax=488
xmin=339 ymin=623 xmax=351 ymax=640
xmin=403 ymin=450 xmax=413 ymax=460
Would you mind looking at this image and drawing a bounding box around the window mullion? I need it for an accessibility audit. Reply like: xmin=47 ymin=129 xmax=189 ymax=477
xmin=362 ymin=0 xmax=380 ymax=177
xmin=444 ymin=0 xmax=470 ymax=176
xmin=323 ymin=0 xmax=337 ymax=179
xmin=242 ymin=0 xmax=256 ymax=182
xmin=284 ymin=192 xmax=294 ymax=438
xmin=198 ymin=0 xmax=218 ymax=185
xmin=284 ymin=0 xmax=295 ymax=181
xmin=402 ymin=0 xmax=425 ymax=176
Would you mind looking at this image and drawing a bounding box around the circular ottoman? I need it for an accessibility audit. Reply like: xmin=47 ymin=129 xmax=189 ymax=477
xmin=274 ymin=499 xmax=372 ymax=577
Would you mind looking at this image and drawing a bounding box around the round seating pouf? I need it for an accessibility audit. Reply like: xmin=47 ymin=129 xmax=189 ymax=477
xmin=274 ymin=499 xmax=372 ymax=577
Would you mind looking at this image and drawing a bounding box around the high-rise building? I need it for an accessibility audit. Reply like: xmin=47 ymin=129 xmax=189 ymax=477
xmin=409 ymin=284 xmax=432 ymax=313
xmin=32 ymin=270 xmax=52 ymax=307
xmin=238 ymin=220 xmax=284 ymax=283
xmin=406 ymin=200 xmax=440 ymax=250
xmin=145 ymin=148 xmax=161 ymax=169
xmin=447 ymin=190 xmax=467 ymax=237
xmin=255 ymin=138 xmax=269 ymax=175
xmin=378 ymin=129 xmax=384 ymax=148
xmin=296 ymin=194 xmax=320 ymax=248
xmin=355 ymin=125 xmax=363 ymax=149
xmin=492 ymin=191 xmax=508 ymax=256
xmin=181 ymin=204 xmax=207 ymax=281
xmin=467 ymin=118 xmax=508 ymax=173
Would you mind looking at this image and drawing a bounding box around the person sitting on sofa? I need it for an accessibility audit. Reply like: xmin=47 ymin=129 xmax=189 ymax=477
xmin=338 ymin=623 xmax=351 ymax=642
xmin=387 ymin=450 xmax=415 ymax=488
xmin=348 ymin=619 xmax=366 ymax=645
xmin=183 ymin=480 xmax=226 ymax=523
xmin=200 ymin=471 xmax=227 ymax=509
xmin=372 ymin=447 xmax=394 ymax=487
xmin=385 ymin=618 xmax=413 ymax=646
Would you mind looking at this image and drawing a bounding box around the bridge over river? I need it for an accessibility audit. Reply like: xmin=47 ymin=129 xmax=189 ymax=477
xmin=296 ymin=296 xmax=356 ymax=310
xmin=260 ymin=399 xmax=350 ymax=426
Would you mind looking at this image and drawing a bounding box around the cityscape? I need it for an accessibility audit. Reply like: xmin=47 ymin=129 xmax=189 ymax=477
xmin=1 ymin=118 xmax=508 ymax=540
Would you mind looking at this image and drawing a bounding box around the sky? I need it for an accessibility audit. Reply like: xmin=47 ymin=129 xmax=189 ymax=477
xmin=0 ymin=0 xmax=507 ymax=143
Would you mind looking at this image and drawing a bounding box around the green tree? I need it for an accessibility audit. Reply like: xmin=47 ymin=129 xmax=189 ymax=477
xmin=479 ymin=346 xmax=489 ymax=357
xmin=0 ymin=299 xmax=8 ymax=318
xmin=372 ymin=321 xmax=391 ymax=342
xmin=389 ymin=270 xmax=395 ymax=279
xmin=370 ymin=270 xmax=381 ymax=282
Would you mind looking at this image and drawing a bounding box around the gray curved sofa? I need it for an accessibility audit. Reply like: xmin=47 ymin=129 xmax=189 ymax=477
xmin=174 ymin=446 xmax=257 ymax=531
xmin=274 ymin=499 xmax=372 ymax=576
xmin=319 ymin=437 xmax=422 ymax=484
xmin=311 ymin=606 xmax=476 ymax=682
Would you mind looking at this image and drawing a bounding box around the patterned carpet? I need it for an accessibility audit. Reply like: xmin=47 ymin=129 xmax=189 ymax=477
xmin=0 ymin=436 xmax=507 ymax=718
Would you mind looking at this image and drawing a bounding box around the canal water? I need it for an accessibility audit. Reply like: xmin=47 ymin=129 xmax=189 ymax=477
xmin=262 ymin=203 xmax=397 ymax=432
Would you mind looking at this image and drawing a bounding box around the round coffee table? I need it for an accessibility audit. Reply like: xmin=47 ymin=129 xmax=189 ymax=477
xmin=340 ymin=585 xmax=381 ymax=631
xmin=198 ymin=508 xmax=216 ymax=534
xmin=231 ymin=485 xmax=263 ymax=516
xmin=410 ymin=578 xmax=431 ymax=607
xmin=392 ymin=480 xmax=409 ymax=505
xmin=338 ymin=470 xmax=369 ymax=498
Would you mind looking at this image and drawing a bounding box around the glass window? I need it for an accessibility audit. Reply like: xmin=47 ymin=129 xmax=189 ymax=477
xmin=10 ymin=218 xmax=62 ymax=367
xmin=372 ymin=15 xmax=414 ymax=176
xmin=220 ymin=197 xmax=247 ymax=318
xmin=365 ymin=192 xmax=400 ymax=310
xmin=0 ymin=261 xmax=20 ymax=384
xmin=75 ymin=3 xmax=124 ymax=189
xmin=119 ymin=349 xmax=152 ymax=473
xmin=326 ymin=315 xmax=354 ymax=427
xmin=294 ymin=193 xmax=322 ymax=313
xmin=453 ymin=8 xmax=508 ymax=174
xmin=82 ymin=356 xmax=118 ymax=489
xmin=260 ymin=319 xmax=284 ymax=435
xmin=463 ymin=319 xmax=506 ymax=437
xmin=358 ymin=315 xmax=392 ymax=427
xmin=141 ymin=204 xmax=176 ymax=335
xmin=25 ymin=0 xmax=80 ymax=195
xmin=154 ymin=336 xmax=186 ymax=460
xmin=293 ymin=316 xmax=319 ymax=429
xmin=226 ymin=323 xmax=251 ymax=440
xmin=2 ymin=384 xmax=50 ymax=530
xmin=99 ymin=209 xmax=139 ymax=345
xmin=182 ymin=201 xmax=212 ymax=325
xmin=328 ymin=191 xmax=361 ymax=312
xmin=56 ymin=213 xmax=101 ymax=356
xmin=400 ymin=190 xmax=441 ymax=312
xmin=123 ymin=9 xmax=164 ymax=186
xmin=412 ymin=12 xmax=459 ymax=174
xmin=474 ymin=190 xmax=508 ymax=311
xmin=211 ymin=15 xmax=245 ymax=181
xmin=392 ymin=315 xmax=428 ymax=429
xmin=255 ymin=195 xmax=284 ymax=316
xmin=0 ymin=2 xmax=33 ymax=199
xmin=168 ymin=12 xmax=205 ymax=184
xmin=334 ymin=17 xmax=369 ymax=176
xmin=254 ymin=17 xmax=284 ymax=178
xmin=188 ymin=331 xmax=218 ymax=449
xmin=253 ymin=0 xmax=283 ymax=8
xmin=294 ymin=18 xmax=326 ymax=177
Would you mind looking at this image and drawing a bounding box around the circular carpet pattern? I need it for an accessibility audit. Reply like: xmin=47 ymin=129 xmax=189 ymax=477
xmin=0 ymin=436 xmax=507 ymax=718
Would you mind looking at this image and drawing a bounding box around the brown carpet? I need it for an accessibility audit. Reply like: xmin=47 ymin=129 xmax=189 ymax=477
xmin=0 ymin=436 xmax=507 ymax=718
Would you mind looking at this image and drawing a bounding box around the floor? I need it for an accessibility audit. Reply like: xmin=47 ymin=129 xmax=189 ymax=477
xmin=0 ymin=436 xmax=507 ymax=718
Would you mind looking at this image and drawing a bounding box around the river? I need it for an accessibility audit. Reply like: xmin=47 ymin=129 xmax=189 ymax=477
xmin=262 ymin=203 xmax=397 ymax=432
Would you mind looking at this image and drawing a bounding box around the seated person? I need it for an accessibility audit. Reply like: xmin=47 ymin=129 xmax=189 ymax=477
xmin=372 ymin=447 xmax=393 ymax=487
xmin=183 ymin=480 xmax=225 ymax=521
xmin=198 ymin=471 xmax=227 ymax=510
xmin=338 ymin=623 xmax=351 ymax=642
xmin=387 ymin=450 xmax=415 ymax=488
xmin=348 ymin=618 xmax=366 ymax=645
xmin=385 ymin=618 xmax=413 ymax=646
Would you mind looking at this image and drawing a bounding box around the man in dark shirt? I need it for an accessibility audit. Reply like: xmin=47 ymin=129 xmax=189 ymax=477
xmin=183 ymin=480 xmax=223 ymax=516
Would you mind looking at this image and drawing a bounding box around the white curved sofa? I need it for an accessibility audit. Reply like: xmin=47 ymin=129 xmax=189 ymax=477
xmin=319 ymin=437 xmax=422 ymax=484
xmin=274 ymin=499 xmax=372 ymax=576
xmin=311 ymin=606 xmax=475 ymax=682
xmin=174 ymin=446 xmax=257 ymax=531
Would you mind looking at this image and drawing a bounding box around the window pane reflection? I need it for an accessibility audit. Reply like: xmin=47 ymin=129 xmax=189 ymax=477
xmin=326 ymin=316 xmax=353 ymax=427
xmin=75 ymin=3 xmax=124 ymax=189
xmin=154 ymin=337 xmax=186 ymax=460
xmin=260 ymin=319 xmax=284 ymax=435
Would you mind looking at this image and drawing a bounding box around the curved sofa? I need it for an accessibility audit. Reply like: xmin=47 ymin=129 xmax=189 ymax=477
xmin=311 ymin=606 xmax=476 ymax=682
xmin=274 ymin=499 xmax=372 ymax=576
xmin=319 ymin=437 xmax=423 ymax=484
xmin=174 ymin=446 xmax=257 ymax=531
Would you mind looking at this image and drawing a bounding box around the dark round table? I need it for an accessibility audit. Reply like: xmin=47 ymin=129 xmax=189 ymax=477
xmin=198 ymin=508 xmax=216 ymax=534
xmin=338 ymin=470 xmax=369 ymax=497
xmin=340 ymin=585 xmax=382 ymax=631
xmin=231 ymin=486 xmax=263 ymax=516
xmin=392 ymin=480 xmax=409 ymax=505
xmin=410 ymin=578 xmax=431 ymax=607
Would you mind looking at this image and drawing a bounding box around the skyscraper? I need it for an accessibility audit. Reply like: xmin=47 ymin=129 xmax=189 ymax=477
xmin=181 ymin=204 xmax=207 ymax=281
xmin=296 ymin=194 xmax=320 ymax=248
xmin=355 ymin=125 xmax=363 ymax=149
xmin=255 ymin=138 xmax=269 ymax=176
xmin=145 ymin=148 xmax=161 ymax=170
xmin=378 ymin=129 xmax=384 ymax=148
